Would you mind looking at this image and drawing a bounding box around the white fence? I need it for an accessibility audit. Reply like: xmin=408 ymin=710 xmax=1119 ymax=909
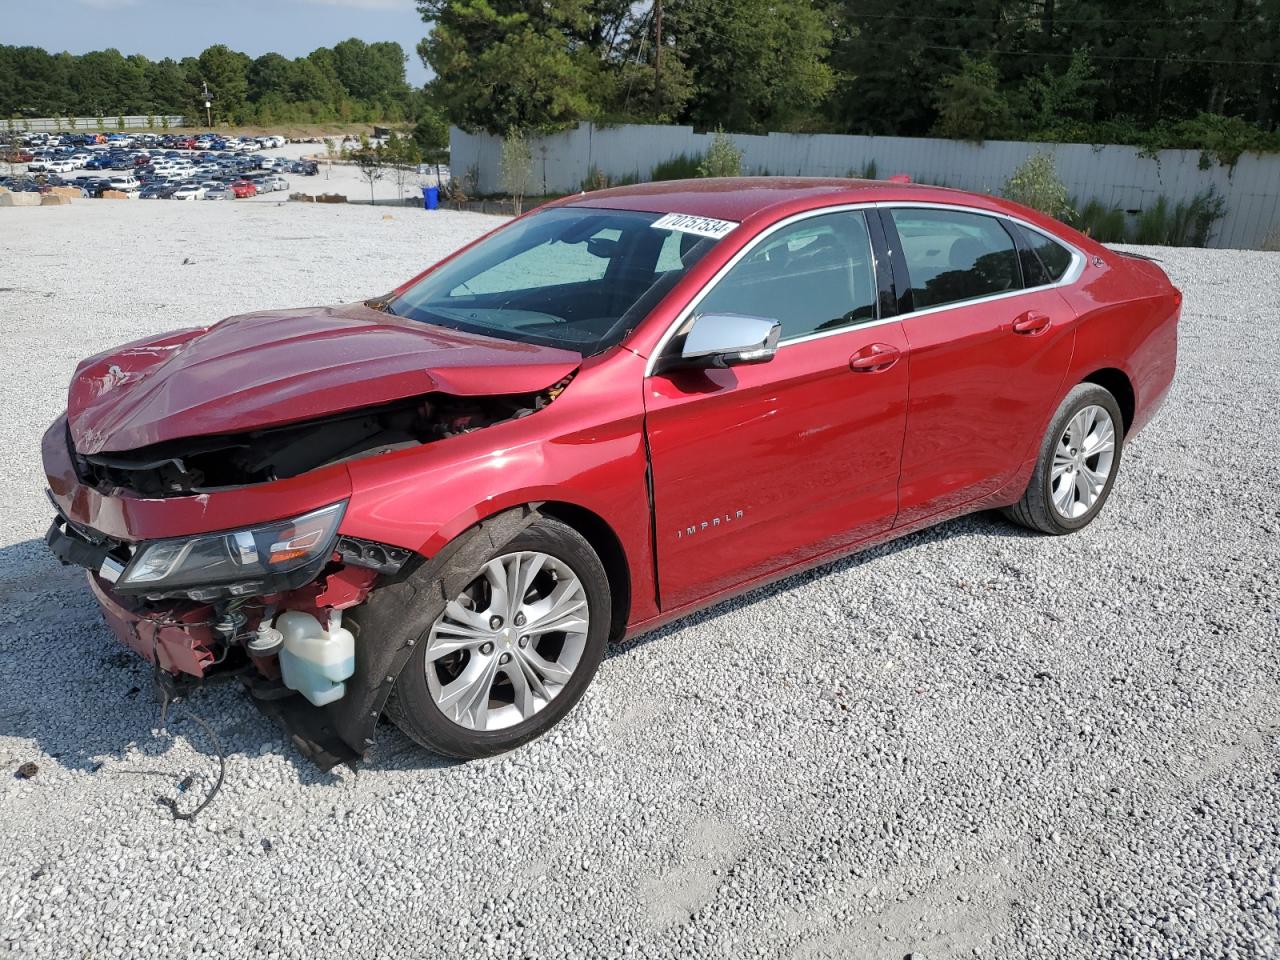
xmin=8 ymin=116 xmax=188 ymax=133
xmin=450 ymin=122 xmax=1280 ymax=249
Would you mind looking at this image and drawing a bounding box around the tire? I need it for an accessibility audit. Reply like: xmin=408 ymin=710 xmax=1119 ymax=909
xmin=1003 ymin=383 xmax=1125 ymax=535
xmin=386 ymin=517 xmax=610 ymax=759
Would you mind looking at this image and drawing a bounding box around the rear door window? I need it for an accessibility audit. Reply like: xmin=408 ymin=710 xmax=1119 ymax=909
xmin=889 ymin=209 xmax=1022 ymax=310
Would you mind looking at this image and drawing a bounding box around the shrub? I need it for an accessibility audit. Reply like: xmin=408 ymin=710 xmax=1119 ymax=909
xmin=650 ymin=152 xmax=702 ymax=181
xmin=1002 ymin=152 xmax=1073 ymax=220
xmin=499 ymin=127 xmax=534 ymax=215
xmin=846 ymin=159 xmax=878 ymax=180
xmin=1069 ymin=198 xmax=1128 ymax=243
xmin=1134 ymin=189 xmax=1226 ymax=246
xmin=580 ymin=165 xmax=639 ymax=192
xmin=698 ymin=129 xmax=743 ymax=178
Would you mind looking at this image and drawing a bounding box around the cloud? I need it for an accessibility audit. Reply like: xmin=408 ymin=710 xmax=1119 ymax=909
xmin=295 ymin=0 xmax=409 ymax=9
xmin=77 ymin=0 xmax=141 ymax=8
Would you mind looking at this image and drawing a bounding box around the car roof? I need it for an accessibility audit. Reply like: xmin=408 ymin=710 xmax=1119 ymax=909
xmin=554 ymin=176 xmax=1094 ymax=247
xmin=558 ymin=177 xmax=963 ymax=219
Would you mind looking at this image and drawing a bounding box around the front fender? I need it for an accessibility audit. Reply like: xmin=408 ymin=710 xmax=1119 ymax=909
xmin=339 ymin=365 xmax=656 ymax=625
xmin=326 ymin=506 xmax=542 ymax=759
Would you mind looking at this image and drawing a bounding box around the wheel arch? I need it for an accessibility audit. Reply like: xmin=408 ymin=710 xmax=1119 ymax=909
xmin=1080 ymin=367 xmax=1136 ymax=436
xmin=423 ymin=497 xmax=633 ymax=644
xmin=512 ymin=500 xmax=632 ymax=643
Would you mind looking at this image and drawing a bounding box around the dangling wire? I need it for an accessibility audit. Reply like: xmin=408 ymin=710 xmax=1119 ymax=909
xmin=150 ymin=630 xmax=227 ymax=823
xmin=155 ymin=703 xmax=227 ymax=823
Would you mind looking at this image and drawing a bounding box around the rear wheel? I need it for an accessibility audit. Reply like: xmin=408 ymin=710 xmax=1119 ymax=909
xmin=386 ymin=518 xmax=610 ymax=759
xmin=1003 ymin=383 xmax=1124 ymax=535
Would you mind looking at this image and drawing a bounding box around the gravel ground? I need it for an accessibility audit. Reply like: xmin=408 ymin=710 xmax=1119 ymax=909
xmin=0 ymin=200 xmax=1278 ymax=959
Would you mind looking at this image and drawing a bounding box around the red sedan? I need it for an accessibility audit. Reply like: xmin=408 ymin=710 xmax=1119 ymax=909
xmin=230 ymin=179 xmax=257 ymax=198
xmin=42 ymin=178 xmax=1179 ymax=765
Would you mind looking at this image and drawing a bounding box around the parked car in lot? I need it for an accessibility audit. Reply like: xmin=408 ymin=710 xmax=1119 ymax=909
xmin=106 ymin=175 xmax=141 ymax=194
xmin=204 ymin=184 xmax=233 ymax=201
xmin=171 ymin=182 xmax=206 ymax=200
xmin=41 ymin=179 xmax=1180 ymax=765
xmin=80 ymin=178 xmax=116 ymax=198
xmin=139 ymin=182 xmax=178 ymax=199
xmin=1 ymin=176 xmax=47 ymax=193
xmin=230 ymin=179 xmax=257 ymax=198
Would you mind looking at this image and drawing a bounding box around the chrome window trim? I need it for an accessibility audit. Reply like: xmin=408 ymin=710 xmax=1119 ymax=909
xmin=880 ymin=202 xmax=1086 ymax=317
xmin=643 ymin=199 xmax=1085 ymax=376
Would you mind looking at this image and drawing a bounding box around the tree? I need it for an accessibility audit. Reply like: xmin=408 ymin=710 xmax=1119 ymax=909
xmin=248 ymin=53 xmax=296 ymax=102
xmin=417 ymin=0 xmax=601 ymax=134
xmin=1020 ymin=48 xmax=1099 ymax=137
xmin=352 ymin=134 xmax=385 ymax=204
xmin=499 ymin=127 xmax=534 ymax=214
xmin=332 ymin=39 xmax=409 ymax=102
xmin=384 ymin=132 xmax=423 ymax=201
xmin=934 ymin=57 xmax=1013 ymax=142
xmin=411 ymin=102 xmax=450 ymax=161
xmin=193 ymin=45 xmax=251 ymax=122
xmin=666 ymin=0 xmax=834 ymax=132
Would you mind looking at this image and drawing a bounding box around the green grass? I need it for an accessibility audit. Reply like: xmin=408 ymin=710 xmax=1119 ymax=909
xmin=1070 ymin=198 xmax=1128 ymax=242
xmin=649 ymin=152 xmax=703 ymax=181
xmin=1068 ymin=189 xmax=1225 ymax=246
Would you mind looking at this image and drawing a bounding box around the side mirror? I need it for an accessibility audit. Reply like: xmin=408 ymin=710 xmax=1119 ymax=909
xmin=668 ymin=313 xmax=781 ymax=371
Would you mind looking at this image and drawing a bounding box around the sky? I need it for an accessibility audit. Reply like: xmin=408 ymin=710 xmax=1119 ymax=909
xmin=3 ymin=0 xmax=434 ymax=85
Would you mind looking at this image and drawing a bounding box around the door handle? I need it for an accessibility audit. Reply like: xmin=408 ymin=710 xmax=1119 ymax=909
xmin=849 ymin=343 xmax=901 ymax=372
xmin=1012 ymin=311 xmax=1052 ymax=335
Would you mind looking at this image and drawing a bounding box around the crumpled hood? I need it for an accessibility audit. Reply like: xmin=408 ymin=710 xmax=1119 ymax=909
xmin=67 ymin=303 xmax=582 ymax=455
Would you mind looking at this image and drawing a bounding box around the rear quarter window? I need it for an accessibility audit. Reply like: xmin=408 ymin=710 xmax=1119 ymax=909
xmin=1016 ymin=225 xmax=1075 ymax=285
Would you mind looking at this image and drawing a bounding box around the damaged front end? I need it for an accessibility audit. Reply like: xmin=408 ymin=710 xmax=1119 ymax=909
xmin=69 ymin=386 xmax=568 ymax=500
xmin=46 ymin=496 xmax=395 ymax=766
xmin=45 ymin=369 xmax=575 ymax=768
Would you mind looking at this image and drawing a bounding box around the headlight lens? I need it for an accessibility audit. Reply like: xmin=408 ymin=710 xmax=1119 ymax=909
xmin=119 ymin=502 xmax=346 ymax=592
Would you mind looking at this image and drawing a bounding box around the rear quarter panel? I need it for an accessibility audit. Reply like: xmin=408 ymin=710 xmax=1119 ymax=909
xmin=1059 ymin=251 xmax=1181 ymax=437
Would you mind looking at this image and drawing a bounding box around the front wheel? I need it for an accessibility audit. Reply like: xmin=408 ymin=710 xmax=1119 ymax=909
xmin=386 ymin=517 xmax=610 ymax=759
xmin=1003 ymin=383 xmax=1124 ymax=535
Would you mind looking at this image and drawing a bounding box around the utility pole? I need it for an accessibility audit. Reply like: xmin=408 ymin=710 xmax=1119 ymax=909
xmin=201 ymin=80 xmax=212 ymax=128
xmin=653 ymin=0 xmax=662 ymax=112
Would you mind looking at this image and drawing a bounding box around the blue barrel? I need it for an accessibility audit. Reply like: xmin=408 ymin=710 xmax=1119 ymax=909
xmin=423 ymin=185 xmax=439 ymax=210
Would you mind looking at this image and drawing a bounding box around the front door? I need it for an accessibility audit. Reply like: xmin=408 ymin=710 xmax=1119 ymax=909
xmin=643 ymin=209 xmax=910 ymax=610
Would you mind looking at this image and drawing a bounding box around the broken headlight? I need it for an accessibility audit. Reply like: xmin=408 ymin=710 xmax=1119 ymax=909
xmin=116 ymin=502 xmax=347 ymax=599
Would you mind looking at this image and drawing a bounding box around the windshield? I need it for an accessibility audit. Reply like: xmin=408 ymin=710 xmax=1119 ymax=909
xmin=385 ymin=206 xmax=723 ymax=353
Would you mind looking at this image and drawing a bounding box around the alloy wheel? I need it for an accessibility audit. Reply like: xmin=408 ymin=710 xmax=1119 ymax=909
xmin=1050 ymin=404 xmax=1117 ymax=520
xmin=425 ymin=551 xmax=590 ymax=731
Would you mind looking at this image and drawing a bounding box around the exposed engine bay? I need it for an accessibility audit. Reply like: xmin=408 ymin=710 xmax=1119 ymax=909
xmin=71 ymin=380 xmax=571 ymax=498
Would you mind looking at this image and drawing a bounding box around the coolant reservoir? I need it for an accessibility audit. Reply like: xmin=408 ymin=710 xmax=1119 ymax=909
xmin=276 ymin=610 xmax=355 ymax=707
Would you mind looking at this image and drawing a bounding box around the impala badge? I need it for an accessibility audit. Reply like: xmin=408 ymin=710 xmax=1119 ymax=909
xmin=676 ymin=509 xmax=744 ymax=540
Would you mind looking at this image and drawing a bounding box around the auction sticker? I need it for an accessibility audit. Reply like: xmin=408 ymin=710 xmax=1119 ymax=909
xmin=650 ymin=212 xmax=738 ymax=239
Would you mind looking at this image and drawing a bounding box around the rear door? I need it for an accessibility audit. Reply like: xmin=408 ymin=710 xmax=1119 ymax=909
xmin=881 ymin=206 xmax=1079 ymax=524
xmin=644 ymin=208 xmax=909 ymax=609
